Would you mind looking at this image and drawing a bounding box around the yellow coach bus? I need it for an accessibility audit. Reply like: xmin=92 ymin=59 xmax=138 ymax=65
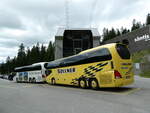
xmin=45 ymin=43 xmax=134 ymax=89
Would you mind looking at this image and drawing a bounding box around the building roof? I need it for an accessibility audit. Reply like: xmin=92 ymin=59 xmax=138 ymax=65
xmin=55 ymin=28 xmax=100 ymax=37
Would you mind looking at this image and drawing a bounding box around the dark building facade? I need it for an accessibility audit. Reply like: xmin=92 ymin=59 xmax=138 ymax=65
xmin=55 ymin=26 xmax=150 ymax=60
xmin=55 ymin=28 xmax=100 ymax=59
xmin=104 ymin=25 xmax=150 ymax=53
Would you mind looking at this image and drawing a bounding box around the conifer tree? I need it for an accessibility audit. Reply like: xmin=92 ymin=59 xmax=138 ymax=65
xmin=17 ymin=43 xmax=26 ymax=67
xmin=131 ymin=19 xmax=140 ymax=31
xmin=146 ymin=13 xmax=150 ymax=25
xmin=46 ymin=41 xmax=54 ymax=61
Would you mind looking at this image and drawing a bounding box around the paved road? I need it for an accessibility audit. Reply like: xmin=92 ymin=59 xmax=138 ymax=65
xmin=0 ymin=76 xmax=150 ymax=113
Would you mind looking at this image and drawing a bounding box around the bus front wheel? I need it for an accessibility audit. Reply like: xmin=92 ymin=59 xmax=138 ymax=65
xmin=16 ymin=78 xmax=19 ymax=83
xmin=51 ymin=78 xmax=56 ymax=85
xmin=32 ymin=78 xmax=36 ymax=83
xmin=79 ymin=79 xmax=87 ymax=89
xmin=90 ymin=79 xmax=99 ymax=89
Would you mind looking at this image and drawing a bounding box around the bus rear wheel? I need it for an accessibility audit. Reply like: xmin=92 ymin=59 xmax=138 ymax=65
xmin=79 ymin=79 xmax=87 ymax=89
xmin=90 ymin=79 xmax=99 ymax=89
xmin=29 ymin=78 xmax=32 ymax=83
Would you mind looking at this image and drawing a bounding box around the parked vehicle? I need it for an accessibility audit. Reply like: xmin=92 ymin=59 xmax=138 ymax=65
xmin=8 ymin=72 xmax=16 ymax=81
xmin=14 ymin=62 xmax=48 ymax=83
xmin=45 ymin=43 xmax=134 ymax=89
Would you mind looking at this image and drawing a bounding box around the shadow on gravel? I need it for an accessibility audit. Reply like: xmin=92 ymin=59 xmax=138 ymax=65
xmin=15 ymin=81 xmax=46 ymax=84
xmin=96 ymin=87 xmax=136 ymax=93
xmin=47 ymin=84 xmax=137 ymax=93
xmin=14 ymin=82 xmax=138 ymax=93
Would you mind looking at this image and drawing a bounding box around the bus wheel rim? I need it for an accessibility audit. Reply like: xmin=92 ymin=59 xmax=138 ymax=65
xmin=91 ymin=81 xmax=97 ymax=88
xmin=80 ymin=81 xmax=85 ymax=88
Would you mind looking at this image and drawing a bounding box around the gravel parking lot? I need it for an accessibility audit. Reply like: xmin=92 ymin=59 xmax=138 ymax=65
xmin=0 ymin=76 xmax=150 ymax=113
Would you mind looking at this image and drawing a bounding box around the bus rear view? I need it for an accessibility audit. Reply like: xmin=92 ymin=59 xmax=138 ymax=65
xmin=112 ymin=44 xmax=134 ymax=87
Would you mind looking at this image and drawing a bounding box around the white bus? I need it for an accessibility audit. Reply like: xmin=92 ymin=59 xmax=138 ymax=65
xmin=14 ymin=62 xmax=48 ymax=83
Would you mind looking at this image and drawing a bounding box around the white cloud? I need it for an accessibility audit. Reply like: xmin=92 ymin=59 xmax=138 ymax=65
xmin=0 ymin=47 xmax=18 ymax=63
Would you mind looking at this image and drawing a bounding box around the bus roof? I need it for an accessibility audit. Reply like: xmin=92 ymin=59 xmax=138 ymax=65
xmin=79 ymin=43 xmax=116 ymax=54
xmin=32 ymin=62 xmax=48 ymax=66
xmin=15 ymin=64 xmax=42 ymax=72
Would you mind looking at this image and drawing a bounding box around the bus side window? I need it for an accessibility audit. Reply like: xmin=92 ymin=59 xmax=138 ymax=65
xmin=45 ymin=70 xmax=52 ymax=76
xmin=85 ymin=48 xmax=112 ymax=62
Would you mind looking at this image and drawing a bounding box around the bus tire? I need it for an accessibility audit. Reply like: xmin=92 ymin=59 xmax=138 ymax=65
xmin=29 ymin=78 xmax=32 ymax=83
xmin=79 ymin=79 xmax=87 ymax=89
xmin=51 ymin=78 xmax=56 ymax=85
xmin=90 ymin=79 xmax=99 ymax=90
xmin=16 ymin=78 xmax=19 ymax=83
xmin=32 ymin=78 xmax=36 ymax=83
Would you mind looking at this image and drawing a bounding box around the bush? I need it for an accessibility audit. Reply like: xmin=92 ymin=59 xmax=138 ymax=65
xmin=132 ymin=49 xmax=150 ymax=63
xmin=140 ymin=70 xmax=150 ymax=78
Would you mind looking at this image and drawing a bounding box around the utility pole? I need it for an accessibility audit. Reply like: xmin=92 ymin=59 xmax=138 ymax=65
xmin=89 ymin=0 xmax=98 ymax=28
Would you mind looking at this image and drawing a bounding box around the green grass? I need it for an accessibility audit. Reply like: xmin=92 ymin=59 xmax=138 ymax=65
xmin=132 ymin=49 xmax=150 ymax=78
xmin=140 ymin=70 xmax=150 ymax=78
xmin=132 ymin=49 xmax=150 ymax=63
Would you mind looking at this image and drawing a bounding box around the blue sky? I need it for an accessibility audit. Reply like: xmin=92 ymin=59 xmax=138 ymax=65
xmin=0 ymin=0 xmax=150 ymax=63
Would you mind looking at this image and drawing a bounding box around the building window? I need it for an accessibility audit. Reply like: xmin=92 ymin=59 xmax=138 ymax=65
xmin=122 ymin=39 xmax=129 ymax=45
